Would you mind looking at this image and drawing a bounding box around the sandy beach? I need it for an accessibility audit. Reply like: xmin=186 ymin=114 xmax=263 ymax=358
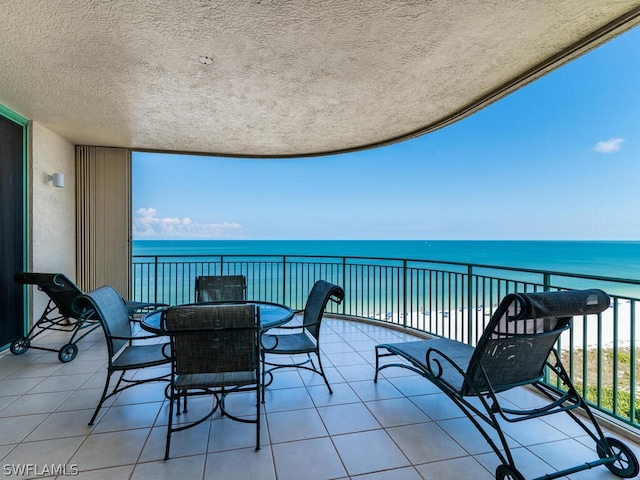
xmin=369 ymin=299 xmax=640 ymax=350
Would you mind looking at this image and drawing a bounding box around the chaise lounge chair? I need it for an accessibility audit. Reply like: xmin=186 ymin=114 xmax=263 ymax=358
xmin=11 ymin=272 xmax=166 ymax=362
xmin=374 ymin=289 xmax=639 ymax=480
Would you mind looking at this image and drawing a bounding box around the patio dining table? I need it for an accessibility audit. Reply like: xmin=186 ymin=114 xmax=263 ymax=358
xmin=140 ymin=300 xmax=295 ymax=335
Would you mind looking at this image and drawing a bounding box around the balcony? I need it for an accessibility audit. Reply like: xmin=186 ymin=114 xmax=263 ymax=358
xmin=2 ymin=252 xmax=639 ymax=478
xmin=2 ymin=312 xmax=639 ymax=479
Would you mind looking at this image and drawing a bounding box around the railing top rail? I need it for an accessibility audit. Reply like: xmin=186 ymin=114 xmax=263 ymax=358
xmin=132 ymin=253 xmax=640 ymax=287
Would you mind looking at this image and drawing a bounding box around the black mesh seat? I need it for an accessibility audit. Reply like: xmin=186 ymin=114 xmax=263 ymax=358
xmin=375 ymin=289 xmax=639 ymax=480
xmin=11 ymin=272 xmax=166 ymax=362
xmin=163 ymin=304 xmax=261 ymax=460
xmin=73 ymin=286 xmax=171 ymax=426
xmin=261 ymin=280 xmax=344 ymax=396
xmin=195 ymin=275 xmax=246 ymax=302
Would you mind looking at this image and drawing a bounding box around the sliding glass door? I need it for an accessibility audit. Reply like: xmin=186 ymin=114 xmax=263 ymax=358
xmin=0 ymin=106 xmax=27 ymax=349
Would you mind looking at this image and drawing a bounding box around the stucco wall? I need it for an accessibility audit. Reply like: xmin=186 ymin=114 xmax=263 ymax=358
xmin=29 ymin=122 xmax=76 ymax=322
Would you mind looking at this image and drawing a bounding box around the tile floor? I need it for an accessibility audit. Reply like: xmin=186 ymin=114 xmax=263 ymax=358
xmin=0 ymin=315 xmax=639 ymax=479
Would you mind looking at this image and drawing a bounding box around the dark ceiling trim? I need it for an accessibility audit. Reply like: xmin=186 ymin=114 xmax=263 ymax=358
xmin=387 ymin=4 xmax=640 ymax=150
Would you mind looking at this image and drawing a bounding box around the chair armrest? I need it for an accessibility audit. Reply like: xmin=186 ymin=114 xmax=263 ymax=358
xmin=270 ymin=324 xmax=303 ymax=331
xmin=269 ymin=320 xmax=321 ymax=331
xmin=261 ymin=334 xmax=279 ymax=350
xmin=329 ymin=295 xmax=343 ymax=305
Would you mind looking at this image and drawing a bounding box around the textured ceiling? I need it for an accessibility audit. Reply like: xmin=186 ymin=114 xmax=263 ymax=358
xmin=1 ymin=1 xmax=639 ymax=157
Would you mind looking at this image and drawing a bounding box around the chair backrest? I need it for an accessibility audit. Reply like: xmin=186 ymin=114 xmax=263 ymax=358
xmin=14 ymin=272 xmax=83 ymax=319
xmin=73 ymin=286 xmax=132 ymax=357
xmin=302 ymin=280 xmax=345 ymax=339
xmin=463 ymin=289 xmax=610 ymax=396
xmin=163 ymin=304 xmax=258 ymax=376
xmin=195 ymin=275 xmax=247 ymax=303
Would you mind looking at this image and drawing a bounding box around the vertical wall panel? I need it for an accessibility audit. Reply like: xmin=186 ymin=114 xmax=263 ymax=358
xmin=76 ymin=146 xmax=131 ymax=296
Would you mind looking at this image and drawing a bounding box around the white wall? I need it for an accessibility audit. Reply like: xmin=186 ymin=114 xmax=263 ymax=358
xmin=29 ymin=122 xmax=76 ymax=321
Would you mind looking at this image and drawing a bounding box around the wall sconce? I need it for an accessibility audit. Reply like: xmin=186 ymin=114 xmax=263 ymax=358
xmin=45 ymin=172 xmax=65 ymax=188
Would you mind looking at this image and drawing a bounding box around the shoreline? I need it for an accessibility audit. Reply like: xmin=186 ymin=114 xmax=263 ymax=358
xmin=367 ymin=300 xmax=639 ymax=350
xmin=132 ymin=239 xmax=640 ymax=283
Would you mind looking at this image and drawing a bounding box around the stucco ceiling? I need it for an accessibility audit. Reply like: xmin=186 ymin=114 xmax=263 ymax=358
xmin=1 ymin=1 xmax=639 ymax=157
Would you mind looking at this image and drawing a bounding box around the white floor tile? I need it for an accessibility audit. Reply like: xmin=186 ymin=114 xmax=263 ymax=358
xmin=317 ymin=402 xmax=381 ymax=435
xmin=333 ymin=429 xmax=411 ymax=476
xmin=386 ymin=422 xmax=467 ymax=464
xmin=272 ymin=437 xmax=347 ymax=480
xmin=0 ymin=316 xmax=638 ymax=480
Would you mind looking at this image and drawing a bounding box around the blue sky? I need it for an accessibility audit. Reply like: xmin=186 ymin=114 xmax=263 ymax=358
xmin=133 ymin=26 xmax=639 ymax=241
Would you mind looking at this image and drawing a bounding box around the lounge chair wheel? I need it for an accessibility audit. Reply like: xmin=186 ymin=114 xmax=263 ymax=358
xmin=597 ymin=437 xmax=640 ymax=478
xmin=10 ymin=336 xmax=30 ymax=355
xmin=495 ymin=465 xmax=525 ymax=480
xmin=58 ymin=343 xmax=78 ymax=363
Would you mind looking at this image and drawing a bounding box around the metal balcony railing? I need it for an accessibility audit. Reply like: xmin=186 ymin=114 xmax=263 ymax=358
xmin=132 ymin=253 xmax=640 ymax=431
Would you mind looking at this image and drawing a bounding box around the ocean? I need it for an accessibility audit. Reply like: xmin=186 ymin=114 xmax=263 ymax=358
xmin=133 ymin=240 xmax=640 ymax=281
xmin=132 ymin=240 xmax=640 ymax=340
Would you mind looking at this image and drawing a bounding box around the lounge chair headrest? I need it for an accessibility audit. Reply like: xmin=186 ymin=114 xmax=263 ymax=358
xmin=507 ymin=289 xmax=609 ymax=321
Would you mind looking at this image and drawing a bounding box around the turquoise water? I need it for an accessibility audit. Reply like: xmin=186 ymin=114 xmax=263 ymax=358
xmin=133 ymin=240 xmax=640 ymax=280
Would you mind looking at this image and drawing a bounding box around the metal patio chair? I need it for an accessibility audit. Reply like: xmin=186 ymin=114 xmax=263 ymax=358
xmin=261 ymin=280 xmax=344 ymax=397
xmin=194 ymin=274 xmax=246 ymax=303
xmin=374 ymin=289 xmax=639 ymax=480
xmin=72 ymin=285 xmax=171 ymax=426
xmin=11 ymin=272 xmax=166 ymax=362
xmin=163 ymin=303 xmax=261 ymax=460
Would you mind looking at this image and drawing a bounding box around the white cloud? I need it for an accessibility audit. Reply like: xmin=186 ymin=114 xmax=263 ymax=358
xmin=593 ymin=137 xmax=624 ymax=153
xmin=133 ymin=207 xmax=242 ymax=239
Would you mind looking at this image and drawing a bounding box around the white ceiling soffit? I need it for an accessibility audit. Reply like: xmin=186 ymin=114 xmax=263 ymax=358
xmin=1 ymin=1 xmax=639 ymax=158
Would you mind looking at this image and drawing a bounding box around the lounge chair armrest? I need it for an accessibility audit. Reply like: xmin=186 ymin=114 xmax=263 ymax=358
xmin=425 ymin=346 xmax=470 ymax=391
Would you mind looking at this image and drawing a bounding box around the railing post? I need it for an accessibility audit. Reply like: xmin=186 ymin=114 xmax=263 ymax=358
xmin=342 ymin=257 xmax=347 ymax=316
xmin=403 ymin=260 xmax=408 ymax=328
xmin=282 ymin=256 xmax=287 ymax=306
xmin=543 ymin=272 xmax=551 ymax=291
xmin=467 ymin=265 xmax=473 ymax=345
xmin=154 ymin=256 xmax=159 ymax=304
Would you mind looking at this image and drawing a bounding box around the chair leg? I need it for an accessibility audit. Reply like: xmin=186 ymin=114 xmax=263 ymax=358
xmin=261 ymin=351 xmax=267 ymax=403
xmin=111 ymin=370 xmax=126 ymax=394
xmin=315 ymin=351 xmax=332 ymax=394
xmin=307 ymin=353 xmax=317 ymax=370
xmin=165 ymin=385 xmax=175 ymax=461
xmin=89 ymin=370 xmax=113 ymax=425
xmin=262 ymin=350 xmax=333 ymax=396
xmin=374 ymin=346 xmax=381 ymax=382
xmin=255 ymin=383 xmax=261 ymax=451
